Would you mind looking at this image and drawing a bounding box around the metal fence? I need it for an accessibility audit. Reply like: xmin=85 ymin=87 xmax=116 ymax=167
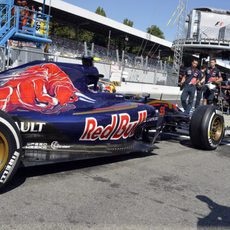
xmin=0 ymin=46 xmax=6 ymax=71
xmin=0 ymin=45 xmax=178 ymax=87
xmin=50 ymin=38 xmax=174 ymax=72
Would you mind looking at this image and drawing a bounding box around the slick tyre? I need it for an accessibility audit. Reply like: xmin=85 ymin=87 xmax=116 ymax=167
xmin=0 ymin=110 xmax=22 ymax=189
xmin=190 ymin=106 xmax=224 ymax=150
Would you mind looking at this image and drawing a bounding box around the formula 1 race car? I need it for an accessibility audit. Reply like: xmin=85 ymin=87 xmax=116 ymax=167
xmin=0 ymin=58 xmax=225 ymax=188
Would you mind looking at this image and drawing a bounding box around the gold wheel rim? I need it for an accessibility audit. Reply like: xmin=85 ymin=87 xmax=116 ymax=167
xmin=0 ymin=132 xmax=9 ymax=172
xmin=210 ymin=116 xmax=223 ymax=142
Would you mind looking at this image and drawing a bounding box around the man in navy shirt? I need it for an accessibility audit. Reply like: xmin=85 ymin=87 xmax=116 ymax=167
xmin=195 ymin=64 xmax=206 ymax=108
xmin=180 ymin=59 xmax=201 ymax=114
xmin=203 ymin=58 xmax=223 ymax=105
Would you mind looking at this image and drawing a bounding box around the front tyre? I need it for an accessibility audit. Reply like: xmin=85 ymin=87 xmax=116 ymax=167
xmin=190 ymin=106 xmax=224 ymax=150
xmin=0 ymin=111 xmax=22 ymax=189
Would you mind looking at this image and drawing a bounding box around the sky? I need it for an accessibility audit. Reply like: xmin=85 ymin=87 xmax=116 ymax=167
xmin=64 ymin=0 xmax=230 ymax=41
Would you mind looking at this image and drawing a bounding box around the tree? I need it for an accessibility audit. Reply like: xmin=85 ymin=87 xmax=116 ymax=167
xmin=51 ymin=23 xmax=76 ymax=39
xmin=78 ymin=29 xmax=94 ymax=43
xmin=123 ymin=18 xmax=134 ymax=27
xmin=49 ymin=20 xmax=94 ymax=43
xmin=147 ymin=25 xmax=165 ymax=39
xmin=95 ymin=7 xmax=106 ymax=17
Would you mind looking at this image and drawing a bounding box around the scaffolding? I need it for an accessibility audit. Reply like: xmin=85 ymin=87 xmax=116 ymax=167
xmin=0 ymin=0 xmax=51 ymax=46
xmin=168 ymin=0 xmax=188 ymax=77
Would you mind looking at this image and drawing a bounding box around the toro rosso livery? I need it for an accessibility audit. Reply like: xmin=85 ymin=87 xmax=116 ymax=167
xmin=0 ymin=60 xmax=161 ymax=187
xmin=0 ymin=59 xmax=225 ymax=188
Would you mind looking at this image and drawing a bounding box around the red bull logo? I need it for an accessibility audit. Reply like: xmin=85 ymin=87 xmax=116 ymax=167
xmin=80 ymin=110 xmax=147 ymax=141
xmin=0 ymin=63 xmax=94 ymax=114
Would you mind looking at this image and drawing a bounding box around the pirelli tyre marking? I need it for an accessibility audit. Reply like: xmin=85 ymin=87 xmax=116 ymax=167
xmin=0 ymin=151 xmax=20 ymax=184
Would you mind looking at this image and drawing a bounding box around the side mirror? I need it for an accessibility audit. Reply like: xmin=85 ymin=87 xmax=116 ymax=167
xmin=86 ymin=74 xmax=104 ymax=91
xmin=98 ymin=74 xmax=104 ymax=79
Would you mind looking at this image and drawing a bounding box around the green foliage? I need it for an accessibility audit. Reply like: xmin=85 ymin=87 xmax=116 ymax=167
xmin=55 ymin=26 xmax=76 ymax=39
xmin=49 ymin=20 xmax=94 ymax=43
xmin=123 ymin=18 xmax=134 ymax=27
xmin=78 ymin=29 xmax=94 ymax=43
xmin=95 ymin=7 xmax=107 ymax=17
xmin=49 ymin=21 xmax=76 ymax=39
xmin=147 ymin=25 xmax=165 ymax=39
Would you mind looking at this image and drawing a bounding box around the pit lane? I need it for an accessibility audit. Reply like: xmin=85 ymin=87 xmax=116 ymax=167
xmin=0 ymin=131 xmax=229 ymax=229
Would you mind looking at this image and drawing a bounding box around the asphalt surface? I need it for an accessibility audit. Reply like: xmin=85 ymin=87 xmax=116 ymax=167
xmin=0 ymin=132 xmax=229 ymax=230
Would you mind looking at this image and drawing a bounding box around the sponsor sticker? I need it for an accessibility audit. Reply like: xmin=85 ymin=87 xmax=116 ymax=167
xmin=80 ymin=110 xmax=147 ymax=141
xmin=50 ymin=141 xmax=71 ymax=150
xmin=15 ymin=122 xmax=46 ymax=133
xmin=24 ymin=143 xmax=48 ymax=150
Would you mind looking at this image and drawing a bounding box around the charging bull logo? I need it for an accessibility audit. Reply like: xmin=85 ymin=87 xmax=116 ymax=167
xmin=0 ymin=63 xmax=94 ymax=114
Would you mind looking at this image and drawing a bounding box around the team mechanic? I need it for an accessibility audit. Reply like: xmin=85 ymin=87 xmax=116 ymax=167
xmin=180 ymin=59 xmax=201 ymax=114
xmin=203 ymin=58 xmax=223 ymax=105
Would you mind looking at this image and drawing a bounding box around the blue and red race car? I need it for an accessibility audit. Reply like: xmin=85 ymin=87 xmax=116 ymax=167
xmin=0 ymin=58 xmax=225 ymax=188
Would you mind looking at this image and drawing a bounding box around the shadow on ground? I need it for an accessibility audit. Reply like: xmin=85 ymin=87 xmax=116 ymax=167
xmin=160 ymin=133 xmax=195 ymax=149
xmin=197 ymin=195 xmax=230 ymax=229
xmin=0 ymin=151 xmax=157 ymax=194
xmin=180 ymin=139 xmax=194 ymax=148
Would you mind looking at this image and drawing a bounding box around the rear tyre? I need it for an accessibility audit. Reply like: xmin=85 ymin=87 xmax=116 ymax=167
xmin=190 ymin=106 xmax=224 ymax=150
xmin=0 ymin=111 xmax=22 ymax=189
